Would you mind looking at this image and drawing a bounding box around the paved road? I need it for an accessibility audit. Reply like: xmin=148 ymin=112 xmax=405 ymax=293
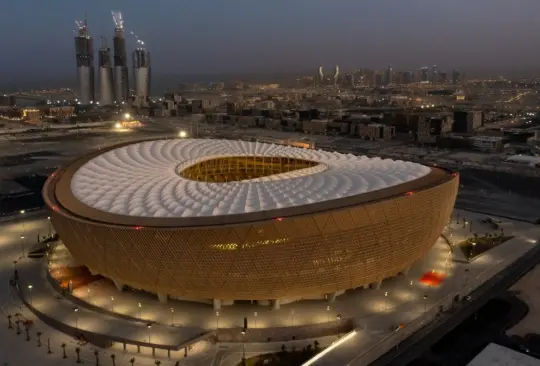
xmin=370 ymin=237 xmax=540 ymax=366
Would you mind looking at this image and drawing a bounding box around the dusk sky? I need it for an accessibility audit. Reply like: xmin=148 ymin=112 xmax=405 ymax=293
xmin=2 ymin=0 xmax=540 ymax=80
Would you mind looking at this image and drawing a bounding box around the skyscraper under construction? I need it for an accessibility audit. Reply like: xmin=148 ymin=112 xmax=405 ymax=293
xmin=132 ymin=47 xmax=151 ymax=107
xmin=112 ymin=11 xmax=129 ymax=103
xmin=74 ymin=19 xmax=95 ymax=104
xmin=98 ymin=37 xmax=114 ymax=105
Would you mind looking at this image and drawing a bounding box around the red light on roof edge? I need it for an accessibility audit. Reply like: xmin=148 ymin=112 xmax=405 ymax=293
xmin=275 ymin=217 xmax=283 ymax=221
xmin=405 ymin=191 xmax=414 ymax=196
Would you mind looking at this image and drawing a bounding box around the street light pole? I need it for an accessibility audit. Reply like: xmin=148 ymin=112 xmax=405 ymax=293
xmin=27 ymin=285 xmax=33 ymax=306
xmin=385 ymin=291 xmax=389 ymax=311
xmin=423 ymin=295 xmax=428 ymax=312
xmin=20 ymin=235 xmax=25 ymax=259
xmin=47 ymin=216 xmax=52 ymax=238
xmin=73 ymin=307 xmax=79 ymax=329
xmin=170 ymin=308 xmax=174 ymax=326
xmin=147 ymin=323 xmax=152 ymax=343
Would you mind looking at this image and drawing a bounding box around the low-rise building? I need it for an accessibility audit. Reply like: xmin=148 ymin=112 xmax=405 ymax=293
xmin=357 ymin=123 xmax=396 ymax=140
xmin=469 ymin=136 xmax=506 ymax=152
xmin=417 ymin=114 xmax=453 ymax=144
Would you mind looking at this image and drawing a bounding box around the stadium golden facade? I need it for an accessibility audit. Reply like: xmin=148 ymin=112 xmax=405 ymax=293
xmin=43 ymin=139 xmax=458 ymax=303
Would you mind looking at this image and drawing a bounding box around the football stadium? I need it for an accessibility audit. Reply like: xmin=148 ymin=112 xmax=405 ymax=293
xmin=43 ymin=138 xmax=458 ymax=308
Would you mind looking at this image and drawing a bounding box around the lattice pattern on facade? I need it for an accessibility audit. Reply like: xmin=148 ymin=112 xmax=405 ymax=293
xmin=46 ymin=175 xmax=458 ymax=301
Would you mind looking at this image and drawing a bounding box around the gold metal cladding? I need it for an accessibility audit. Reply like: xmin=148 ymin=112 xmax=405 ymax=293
xmin=43 ymin=139 xmax=459 ymax=301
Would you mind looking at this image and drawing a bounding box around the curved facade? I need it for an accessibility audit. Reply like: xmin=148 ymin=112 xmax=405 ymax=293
xmin=43 ymin=139 xmax=458 ymax=302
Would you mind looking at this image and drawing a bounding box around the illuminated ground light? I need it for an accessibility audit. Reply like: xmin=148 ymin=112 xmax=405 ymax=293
xmin=419 ymin=270 xmax=446 ymax=287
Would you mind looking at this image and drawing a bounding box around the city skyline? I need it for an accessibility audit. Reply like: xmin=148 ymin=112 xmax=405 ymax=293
xmin=2 ymin=1 xmax=540 ymax=79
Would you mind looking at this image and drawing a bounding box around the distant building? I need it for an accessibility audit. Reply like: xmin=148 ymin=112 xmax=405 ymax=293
xmin=23 ymin=109 xmax=40 ymax=123
xmin=417 ymin=114 xmax=453 ymax=144
xmin=453 ymin=110 xmax=483 ymax=133
xmin=0 ymin=95 xmax=16 ymax=106
xmin=452 ymin=70 xmax=464 ymax=85
xmin=469 ymin=136 xmax=506 ymax=152
xmin=357 ymin=123 xmax=396 ymax=140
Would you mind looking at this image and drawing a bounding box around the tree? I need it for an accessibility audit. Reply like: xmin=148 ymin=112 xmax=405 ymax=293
xmin=110 ymin=354 xmax=116 ymax=366
xmin=154 ymin=361 xmax=161 ymax=366
xmin=62 ymin=343 xmax=67 ymax=358
xmin=36 ymin=331 xmax=42 ymax=347
xmin=314 ymin=340 xmax=320 ymax=351
xmin=280 ymin=344 xmax=287 ymax=354
xmin=76 ymin=347 xmax=82 ymax=363
xmin=129 ymin=358 xmax=135 ymax=365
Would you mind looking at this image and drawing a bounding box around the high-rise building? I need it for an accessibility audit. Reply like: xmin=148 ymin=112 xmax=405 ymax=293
xmin=317 ymin=65 xmax=325 ymax=86
xmin=420 ymin=67 xmax=429 ymax=83
xmin=112 ymin=11 xmax=129 ymax=103
xmin=344 ymin=73 xmax=355 ymax=88
xmin=98 ymin=37 xmax=114 ymax=105
xmin=132 ymin=48 xmax=151 ymax=107
xmin=74 ymin=19 xmax=95 ymax=104
xmin=452 ymin=70 xmax=463 ymax=85
xmin=385 ymin=66 xmax=393 ymax=85
xmin=431 ymin=65 xmax=439 ymax=84
xmin=333 ymin=65 xmax=340 ymax=86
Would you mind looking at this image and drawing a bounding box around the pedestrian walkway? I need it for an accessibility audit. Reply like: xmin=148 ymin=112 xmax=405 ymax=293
xmin=18 ymin=256 xmax=208 ymax=350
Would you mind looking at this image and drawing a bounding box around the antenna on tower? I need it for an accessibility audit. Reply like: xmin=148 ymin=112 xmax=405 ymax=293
xmin=111 ymin=11 xmax=124 ymax=30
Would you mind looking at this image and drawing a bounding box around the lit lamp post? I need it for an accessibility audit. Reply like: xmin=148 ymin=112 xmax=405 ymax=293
xmin=325 ymin=305 xmax=330 ymax=322
xmin=241 ymin=327 xmax=246 ymax=366
xmin=423 ymin=295 xmax=428 ymax=312
xmin=291 ymin=309 xmax=295 ymax=326
xmin=170 ymin=308 xmax=174 ymax=326
xmin=20 ymin=235 xmax=25 ymax=258
xmin=471 ymin=242 xmax=477 ymax=259
xmin=254 ymin=311 xmax=258 ymax=329
xmin=87 ymin=287 xmax=91 ymax=303
xmin=146 ymin=323 xmax=152 ymax=343
xmin=336 ymin=314 xmax=342 ymax=338
xmin=111 ymin=296 xmax=115 ymax=312
xmin=73 ymin=307 xmax=79 ymax=329
xmin=47 ymin=216 xmax=52 ymax=238
xmin=385 ymin=291 xmax=389 ymax=311
xmin=27 ymin=285 xmax=33 ymax=305
xmin=138 ymin=302 xmax=142 ymax=319
xmin=215 ymin=311 xmax=219 ymax=329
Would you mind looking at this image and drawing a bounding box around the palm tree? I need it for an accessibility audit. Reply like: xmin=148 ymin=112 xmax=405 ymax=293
xmin=110 ymin=354 xmax=116 ymax=366
xmin=76 ymin=347 xmax=81 ymax=363
xmin=129 ymin=358 xmax=135 ymax=365
xmin=94 ymin=350 xmax=100 ymax=365
xmin=314 ymin=340 xmax=320 ymax=352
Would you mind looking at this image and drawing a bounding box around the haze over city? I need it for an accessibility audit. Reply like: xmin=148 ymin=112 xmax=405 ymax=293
xmin=3 ymin=0 xmax=540 ymax=90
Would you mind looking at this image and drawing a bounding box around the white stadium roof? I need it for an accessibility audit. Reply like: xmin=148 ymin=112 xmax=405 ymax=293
xmin=70 ymin=139 xmax=431 ymax=218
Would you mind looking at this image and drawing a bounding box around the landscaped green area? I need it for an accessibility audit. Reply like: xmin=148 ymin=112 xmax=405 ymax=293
xmin=458 ymin=231 xmax=513 ymax=260
xmin=238 ymin=341 xmax=323 ymax=366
